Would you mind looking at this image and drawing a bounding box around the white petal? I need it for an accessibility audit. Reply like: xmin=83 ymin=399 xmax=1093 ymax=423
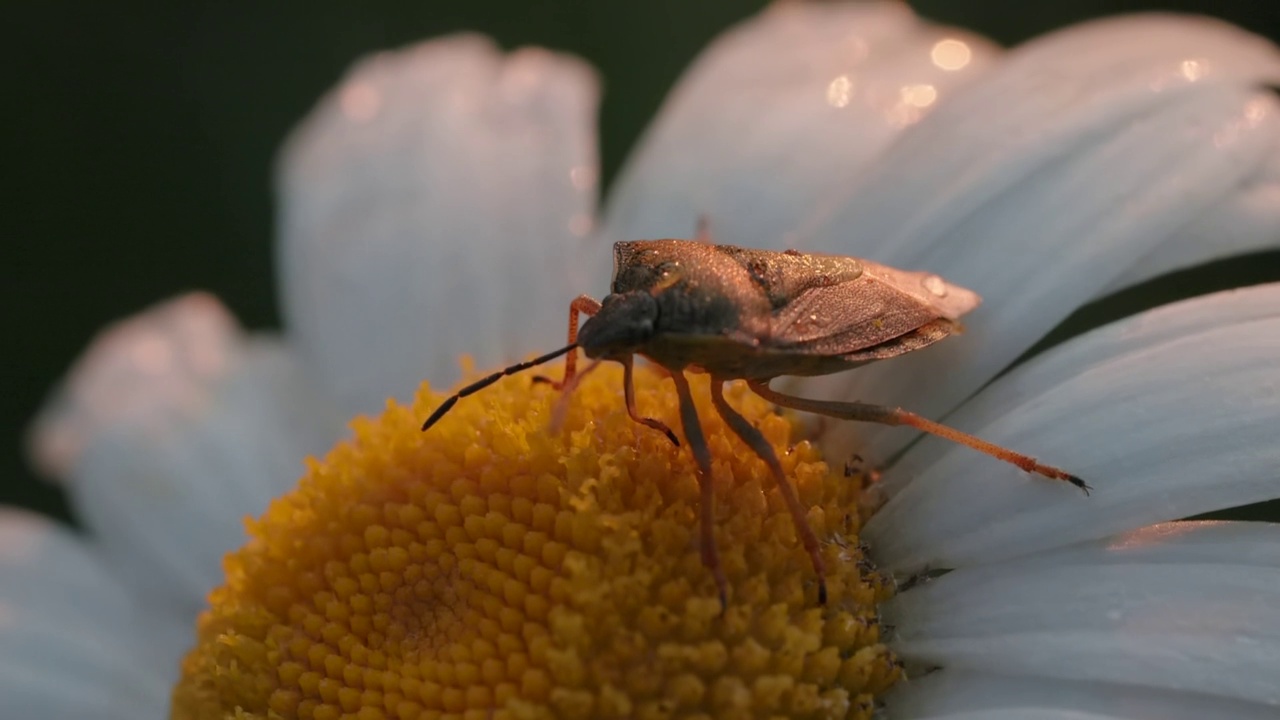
xmin=279 ymin=36 xmax=601 ymax=416
xmin=864 ymin=286 xmax=1280 ymax=575
xmin=891 ymin=563 xmax=1280 ymax=642
xmin=1113 ymin=138 xmax=1280 ymax=289
xmin=799 ymin=16 xmax=1280 ymax=463
xmin=1047 ymin=520 xmax=1280 ymax=567
xmin=604 ymin=1 xmax=999 ymax=249
xmin=908 ymin=711 xmax=1123 ymax=720
xmin=894 ymin=632 xmax=1279 ymax=707
xmin=889 ymin=670 xmax=1280 ymax=720
xmin=805 ymin=14 xmax=1280 ymax=260
xmin=28 ymin=293 xmax=344 ymax=615
xmin=0 ymin=510 xmax=172 ymax=720
xmin=963 ymin=519 xmax=1280 ymax=581
xmin=885 ymin=538 xmax=1280 ymax=705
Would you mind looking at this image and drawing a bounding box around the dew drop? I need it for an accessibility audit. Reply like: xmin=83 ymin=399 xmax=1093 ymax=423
xmin=922 ymin=274 xmax=949 ymax=297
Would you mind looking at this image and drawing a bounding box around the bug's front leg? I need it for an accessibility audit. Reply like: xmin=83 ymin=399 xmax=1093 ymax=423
xmin=710 ymin=378 xmax=827 ymax=605
xmin=669 ymin=371 xmax=728 ymax=609
xmin=748 ymin=380 xmax=1090 ymax=494
xmin=622 ymin=356 xmax=680 ymax=447
xmin=533 ymin=294 xmax=601 ymax=389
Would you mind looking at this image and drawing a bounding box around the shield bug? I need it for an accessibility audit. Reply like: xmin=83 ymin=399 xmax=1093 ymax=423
xmin=423 ymin=238 xmax=1089 ymax=606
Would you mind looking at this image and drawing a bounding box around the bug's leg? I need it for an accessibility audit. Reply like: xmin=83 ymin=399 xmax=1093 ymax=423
xmin=548 ymin=358 xmax=605 ymax=433
xmin=533 ymin=294 xmax=601 ymax=389
xmin=748 ymin=381 xmax=1090 ymax=494
xmin=710 ymin=379 xmax=827 ymax=605
xmin=694 ymin=215 xmax=712 ymax=243
xmin=622 ymin=356 xmax=680 ymax=447
xmin=670 ymin=371 xmax=728 ymax=609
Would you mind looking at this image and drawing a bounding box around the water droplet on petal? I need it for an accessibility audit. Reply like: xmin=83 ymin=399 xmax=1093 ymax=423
xmin=922 ymin=274 xmax=948 ymax=297
xmin=826 ymin=75 xmax=854 ymax=109
xmin=931 ymin=39 xmax=972 ymax=71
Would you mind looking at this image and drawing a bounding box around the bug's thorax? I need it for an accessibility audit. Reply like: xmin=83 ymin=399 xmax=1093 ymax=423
xmin=605 ymin=240 xmax=774 ymax=343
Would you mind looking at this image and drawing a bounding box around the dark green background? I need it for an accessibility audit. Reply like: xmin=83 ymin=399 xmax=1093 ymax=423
xmin=6 ymin=1 xmax=1280 ymax=524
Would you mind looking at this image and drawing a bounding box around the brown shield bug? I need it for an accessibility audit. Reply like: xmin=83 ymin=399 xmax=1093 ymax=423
xmin=423 ymin=237 xmax=1089 ymax=607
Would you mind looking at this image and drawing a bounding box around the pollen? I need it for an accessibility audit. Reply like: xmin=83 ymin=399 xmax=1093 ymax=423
xmin=171 ymin=362 xmax=898 ymax=720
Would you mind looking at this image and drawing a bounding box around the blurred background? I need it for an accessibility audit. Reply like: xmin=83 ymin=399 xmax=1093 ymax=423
xmin=5 ymin=0 xmax=1280 ymax=523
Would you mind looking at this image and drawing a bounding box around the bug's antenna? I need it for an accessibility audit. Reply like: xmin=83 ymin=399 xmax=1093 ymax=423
xmin=422 ymin=344 xmax=578 ymax=431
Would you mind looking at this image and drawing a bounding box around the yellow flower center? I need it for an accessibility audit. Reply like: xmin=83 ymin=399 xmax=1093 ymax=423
xmin=171 ymin=363 xmax=898 ymax=720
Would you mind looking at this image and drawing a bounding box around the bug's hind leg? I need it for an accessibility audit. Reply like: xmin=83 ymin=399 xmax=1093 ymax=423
xmin=622 ymin=356 xmax=680 ymax=447
xmin=710 ymin=379 xmax=828 ymax=605
xmin=533 ymin=294 xmax=601 ymax=389
xmin=748 ymin=380 xmax=1090 ymax=494
xmin=670 ymin=371 xmax=728 ymax=609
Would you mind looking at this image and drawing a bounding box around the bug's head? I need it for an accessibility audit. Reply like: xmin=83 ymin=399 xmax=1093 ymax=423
xmin=577 ymin=291 xmax=659 ymax=359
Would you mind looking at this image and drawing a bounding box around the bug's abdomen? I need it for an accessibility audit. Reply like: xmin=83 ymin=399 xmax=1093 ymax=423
xmin=641 ymin=334 xmax=858 ymax=380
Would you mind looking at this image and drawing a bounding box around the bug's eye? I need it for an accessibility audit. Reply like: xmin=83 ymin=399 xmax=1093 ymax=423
xmin=649 ymin=262 xmax=685 ymax=293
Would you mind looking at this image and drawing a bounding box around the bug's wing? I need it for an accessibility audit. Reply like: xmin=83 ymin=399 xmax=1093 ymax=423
xmin=860 ymin=260 xmax=981 ymax=320
xmin=769 ymin=279 xmax=939 ymax=353
xmin=716 ymin=246 xmax=867 ymax=309
xmin=834 ymin=318 xmax=959 ymax=363
xmin=769 ymin=260 xmax=981 ymax=356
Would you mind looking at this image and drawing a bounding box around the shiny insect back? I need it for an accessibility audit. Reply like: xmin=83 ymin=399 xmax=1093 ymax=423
xmin=424 ymin=236 xmax=1089 ymax=607
xmin=594 ymin=240 xmax=981 ymax=378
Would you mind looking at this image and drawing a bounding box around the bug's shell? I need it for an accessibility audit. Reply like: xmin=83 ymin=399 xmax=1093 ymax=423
xmin=606 ymin=240 xmax=981 ymax=379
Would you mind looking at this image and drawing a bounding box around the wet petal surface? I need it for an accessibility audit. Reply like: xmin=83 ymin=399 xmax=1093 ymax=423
xmin=866 ymin=284 xmax=1280 ymax=574
xmin=889 ymin=669 xmax=1280 ymax=720
xmin=605 ymin=1 xmax=997 ymax=255
xmin=799 ymin=16 xmax=1280 ymax=462
xmin=279 ymin=36 xmax=602 ymax=416
xmin=885 ymin=522 xmax=1280 ymax=705
xmin=0 ymin=510 xmax=176 ymax=720
xmin=29 ymin=293 xmax=343 ymax=615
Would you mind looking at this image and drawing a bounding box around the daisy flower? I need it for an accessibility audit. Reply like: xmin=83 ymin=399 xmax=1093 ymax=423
xmin=15 ymin=2 xmax=1280 ymax=719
